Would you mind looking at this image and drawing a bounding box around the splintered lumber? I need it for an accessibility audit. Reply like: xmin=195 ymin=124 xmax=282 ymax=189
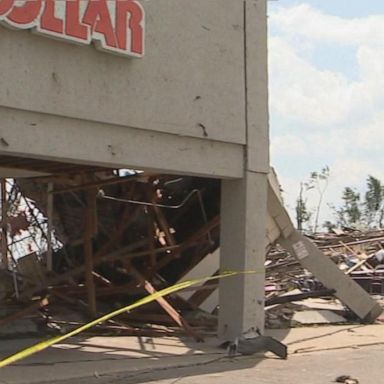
xmin=151 ymin=203 xmax=176 ymax=247
xmin=155 ymin=215 xmax=219 ymax=271
xmin=346 ymin=258 xmax=372 ymax=275
xmin=131 ymin=267 xmax=204 ymax=342
xmin=51 ymin=283 xmax=150 ymax=297
xmin=147 ymin=186 xmax=177 ymax=247
xmin=268 ymin=181 xmax=383 ymax=322
xmin=318 ymin=236 xmax=384 ymax=249
xmin=84 ymin=189 xmax=97 ymax=317
xmin=28 ymin=241 xmax=177 ymax=296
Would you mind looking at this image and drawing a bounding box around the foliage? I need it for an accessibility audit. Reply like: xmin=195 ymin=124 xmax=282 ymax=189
xmin=295 ymin=170 xmax=384 ymax=232
xmin=364 ymin=175 xmax=384 ymax=227
xmin=295 ymin=182 xmax=311 ymax=231
xmin=335 ymin=187 xmax=362 ymax=227
xmin=326 ymin=175 xmax=384 ymax=229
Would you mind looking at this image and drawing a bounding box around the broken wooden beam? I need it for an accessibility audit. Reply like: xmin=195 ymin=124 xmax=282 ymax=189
xmin=131 ymin=267 xmax=204 ymax=342
xmin=84 ymin=188 xmax=97 ymax=317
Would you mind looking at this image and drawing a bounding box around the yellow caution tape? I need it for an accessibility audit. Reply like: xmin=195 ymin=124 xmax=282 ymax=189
xmin=0 ymin=269 xmax=262 ymax=369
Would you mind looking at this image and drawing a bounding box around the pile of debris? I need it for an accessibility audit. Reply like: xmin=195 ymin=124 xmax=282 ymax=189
xmin=0 ymin=172 xmax=221 ymax=340
xmin=0 ymin=171 xmax=383 ymax=340
xmin=265 ymin=229 xmax=384 ymax=328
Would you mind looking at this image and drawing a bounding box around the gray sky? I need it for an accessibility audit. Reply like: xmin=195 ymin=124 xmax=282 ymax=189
xmin=268 ymin=0 xmax=384 ymax=228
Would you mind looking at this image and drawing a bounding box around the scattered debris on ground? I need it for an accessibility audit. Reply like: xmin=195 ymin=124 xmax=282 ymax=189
xmin=265 ymin=228 xmax=384 ymax=328
xmin=335 ymin=375 xmax=359 ymax=384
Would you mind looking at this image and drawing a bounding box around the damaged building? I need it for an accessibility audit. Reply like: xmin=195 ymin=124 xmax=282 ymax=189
xmin=0 ymin=0 xmax=382 ymax=365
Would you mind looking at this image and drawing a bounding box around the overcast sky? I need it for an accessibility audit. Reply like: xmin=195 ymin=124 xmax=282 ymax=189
xmin=268 ymin=0 xmax=384 ymax=228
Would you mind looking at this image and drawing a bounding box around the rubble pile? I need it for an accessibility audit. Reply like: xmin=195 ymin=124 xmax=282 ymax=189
xmin=265 ymin=229 xmax=384 ymax=327
xmin=0 ymin=172 xmax=221 ymax=340
xmin=0 ymin=172 xmax=383 ymax=339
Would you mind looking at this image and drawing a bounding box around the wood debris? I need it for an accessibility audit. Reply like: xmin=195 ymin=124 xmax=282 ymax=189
xmin=0 ymin=172 xmax=382 ymax=338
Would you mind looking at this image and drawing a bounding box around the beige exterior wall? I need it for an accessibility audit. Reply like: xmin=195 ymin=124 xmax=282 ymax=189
xmin=0 ymin=0 xmax=246 ymax=146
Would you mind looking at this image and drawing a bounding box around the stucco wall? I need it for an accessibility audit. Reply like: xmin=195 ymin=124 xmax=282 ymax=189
xmin=0 ymin=0 xmax=246 ymax=145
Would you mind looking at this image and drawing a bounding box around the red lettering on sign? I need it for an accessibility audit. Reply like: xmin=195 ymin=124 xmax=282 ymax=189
xmin=65 ymin=0 xmax=89 ymax=41
xmin=6 ymin=0 xmax=42 ymax=27
xmin=116 ymin=0 xmax=144 ymax=56
xmin=40 ymin=0 xmax=63 ymax=34
xmin=82 ymin=0 xmax=116 ymax=48
xmin=0 ymin=0 xmax=13 ymax=17
xmin=0 ymin=0 xmax=145 ymax=58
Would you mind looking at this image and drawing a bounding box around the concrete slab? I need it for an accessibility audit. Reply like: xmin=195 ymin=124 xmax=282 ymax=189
xmin=0 ymin=336 xmax=224 ymax=384
xmin=291 ymin=310 xmax=347 ymax=325
xmin=0 ymin=325 xmax=383 ymax=383
xmin=293 ymin=298 xmax=345 ymax=311
xmin=105 ymin=344 xmax=384 ymax=384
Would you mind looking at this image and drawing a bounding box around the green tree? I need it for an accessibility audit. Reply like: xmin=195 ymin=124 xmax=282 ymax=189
xmin=295 ymin=182 xmax=311 ymax=231
xmin=336 ymin=187 xmax=362 ymax=227
xmin=364 ymin=175 xmax=384 ymax=227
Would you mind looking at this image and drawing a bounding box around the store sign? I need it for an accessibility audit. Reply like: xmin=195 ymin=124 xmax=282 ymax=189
xmin=0 ymin=0 xmax=145 ymax=58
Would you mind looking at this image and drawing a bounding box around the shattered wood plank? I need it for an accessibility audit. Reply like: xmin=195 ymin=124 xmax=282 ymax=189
xmin=131 ymin=267 xmax=204 ymax=342
xmin=84 ymin=188 xmax=97 ymax=317
xmin=346 ymin=258 xmax=373 ymax=275
xmin=155 ymin=216 xmax=219 ymax=271
xmin=318 ymin=236 xmax=384 ymax=249
xmin=28 ymin=240 xmax=177 ymax=296
xmin=123 ymin=313 xmax=217 ymax=327
xmin=151 ymin=203 xmax=176 ymax=247
xmin=52 ymin=283 xmax=148 ymax=297
xmin=52 ymin=281 xmax=220 ymax=298
xmin=92 ymin=271 xmax=112 ymax=286
xmin=25 ymin=184 xmax=215 ymax=301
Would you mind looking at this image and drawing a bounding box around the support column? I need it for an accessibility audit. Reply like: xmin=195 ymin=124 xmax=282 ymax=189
xmin=218 ymin=0 xmax=269 ymax=341
xmin=218 ymin=171 xmax=268 ymax=341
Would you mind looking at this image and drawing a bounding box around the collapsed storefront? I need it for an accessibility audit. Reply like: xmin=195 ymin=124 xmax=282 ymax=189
xmin=0 ymin=0 xmax=381 ymax=353
xmin=0 ymin=0 xmax=270 ymax=342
